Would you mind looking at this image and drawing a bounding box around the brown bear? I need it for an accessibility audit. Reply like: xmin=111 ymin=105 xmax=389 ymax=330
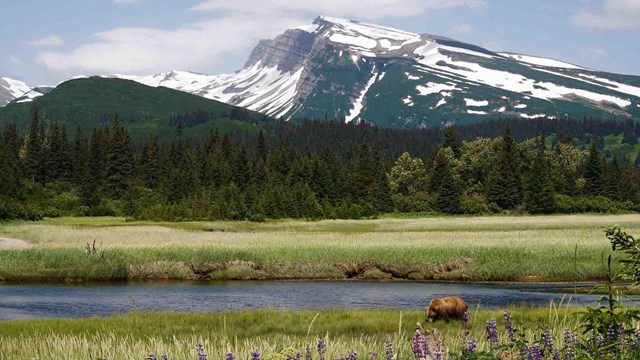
xmin=424 ymin=296 xmax=468 ymax=322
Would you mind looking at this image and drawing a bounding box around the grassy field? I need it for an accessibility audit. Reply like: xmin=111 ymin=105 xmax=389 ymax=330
xmin=1 ymin=214 xmax=639 ymax=282
xmin=0 ymin=307 xmax=581 ymax=359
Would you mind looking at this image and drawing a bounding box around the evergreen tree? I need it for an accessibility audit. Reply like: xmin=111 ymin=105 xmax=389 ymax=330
xmin=525 ymin=135 xmax=556 ymax=214
xmin=487 ymin=126 xmax=521 ymax=209
xmin=104 ymin=116 xmax=134 ymax=199
xmin=430 ymin=148 xmax=460 ymax=214
xmin=604 ymin=154 xmax=623 ymax=201
xmin=584 ymin=142 xmax=604 ymax=196
xmin=443 ymin=126 xmax=460 ymax=157
xmin=22 ymin=111 xmax=43 ymax=182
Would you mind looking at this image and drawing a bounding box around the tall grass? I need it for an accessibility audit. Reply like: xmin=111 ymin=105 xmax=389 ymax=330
xmin=0 ymin=308 xmax=583 ymax=359
xmin=1 ymin=214 xmax=639 ymax=281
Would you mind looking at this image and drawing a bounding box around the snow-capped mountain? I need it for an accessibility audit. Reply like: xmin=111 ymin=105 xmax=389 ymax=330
xmin=0 ymin=77 xmax=51 ymax=107
xmin=14 ymin=16 xmax=640 ymax=128
xmin=0 ymin=77 xmax=31 ymax=106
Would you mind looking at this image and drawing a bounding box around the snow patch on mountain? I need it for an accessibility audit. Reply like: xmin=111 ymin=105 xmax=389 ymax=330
xmin=500 ymin=53 xmax=584 ymax=69
xmin=345 ymin=69 xmax=378 ymax=123
xmin=465 ymin=98 xmax=489 ymax=107
xmin=417 ymin=83 xmax=458 ymax=96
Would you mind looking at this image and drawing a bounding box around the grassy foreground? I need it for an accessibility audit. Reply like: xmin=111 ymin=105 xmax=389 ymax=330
xmin=0 ymin=307 xmax=580 ymax=359
xmin=1 ymin=214 xmax=639 ymax=282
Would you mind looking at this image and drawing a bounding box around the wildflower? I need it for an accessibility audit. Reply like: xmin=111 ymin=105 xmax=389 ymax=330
xmin=251 ymin=350 xmax=261 ymax=360
xmin=347 ymin=350 xmax=357 ymax=360
xmin=147 ymin=354 xmax=157 ymax=360
xmin=485 ymin=318 xmax=499 ymax=348
xmin=305 ymin=345 xmax=312 ymax=360
xmin=504 ymin=310 xmax=514 ymax=343
xmin=562 ymin=329 xmax=577 ymax=360
xmin=463 ymin=311 xmax=470 ymax=334
xmin=196 ymin=343 xmax=207 ymax=360
xmin=412 ymin=330 xmax=425 ymax=358
xmin=529 ymin=344 xmax=542 ymax=360
xmin=607 ymin=327 xmax=616 ymax=344
xmin=226 ymin=352 xmax=235 ymax=360
xmin=369 ymin=351 xmax=377 ymax=360
xmin=161 ymin=355 xmax=169 ymax=360
xmin=433 ymin=338 xmax=444 ymax=360
xmin=384 ymin=339 xmax=394 ymax=360
xmin=318 ymin=338 xmax=326 ymax=360
xmin=465 ymin=337 xmax=477 ymax=355
xmin=542 ymin=329 xmax=554 ymax=353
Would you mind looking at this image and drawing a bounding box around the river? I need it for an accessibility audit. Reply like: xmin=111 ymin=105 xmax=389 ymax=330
xmin=0 ymin=281 xmax=634 ymax=321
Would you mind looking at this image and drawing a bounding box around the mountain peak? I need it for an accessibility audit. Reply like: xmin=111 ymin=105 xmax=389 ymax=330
xmin=71 ymin=17 xmax=640 ymax=126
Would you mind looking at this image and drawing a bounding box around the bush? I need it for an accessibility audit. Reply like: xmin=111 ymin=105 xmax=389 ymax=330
xmin=391 ymin=192 xmax=434 ymax=213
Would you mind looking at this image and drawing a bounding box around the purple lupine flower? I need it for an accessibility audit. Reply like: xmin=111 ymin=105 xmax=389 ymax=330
xmin=347 ymin=350 xmax=357 ymax=360
xmin=147 ymin=354 xmax=157 ymax=360
xmin=433 ymin=338 xmax=444 ymax=360
xmin=504 ymin=310 xmax=514 ymax=343
xmin=226 ymin=352 xmax=235 ymax=360
xmin=195 ymin=343 xmax=207 ymax=360
xmin=542 ymin=329 xmax=554 ymax=353
xmin=635 ymin=329 xmax=640 ymax=350
xmin=563 ymin=329 xmax=577 ymax=360
xmin=296 ymin=353 xmax=302 ymax=360
xmin=161 ymin=354 xmax=168 ymax=360
xmin=305 ymin=345 xmax=312 ymax=360
xmin=529 ymin=344 xmax=542 ymax=360
xmin=412 ymin=330 xmax=425 ymax=359
xmin=384 ymin=339 xmax=394 ymax=360
xmin=463 ymin=311 xmax=470 ymax=331
xmin=465 ymin=337 xmax=477 ymax=355
xmin=485 ymin=318 xmax=499 ymax=348
xmin=251 ymin=350 xmax=261 ymax=360
xmin=607 ymin=327 xmax=616 ymax=343
xmin=318 ymin=339 xmax=326 ymax=360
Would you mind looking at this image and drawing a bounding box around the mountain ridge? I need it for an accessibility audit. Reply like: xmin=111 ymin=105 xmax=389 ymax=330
xmin=4 ymin=16 xmax=640 ymax=128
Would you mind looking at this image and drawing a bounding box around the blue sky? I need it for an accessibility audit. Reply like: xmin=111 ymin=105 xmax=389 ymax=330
xmin=1 ymin=0 xmax=639 ymax=86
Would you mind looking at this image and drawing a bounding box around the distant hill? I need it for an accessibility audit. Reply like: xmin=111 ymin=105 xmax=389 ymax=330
xmin=0 ymin=77 xmax=267 ymax=141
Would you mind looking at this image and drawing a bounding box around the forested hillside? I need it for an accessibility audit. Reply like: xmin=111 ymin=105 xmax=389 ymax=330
xmin=1 ymin=113 xmax=639 ymax=221
xmin=0 ymin=77 xmax=266 ymax=141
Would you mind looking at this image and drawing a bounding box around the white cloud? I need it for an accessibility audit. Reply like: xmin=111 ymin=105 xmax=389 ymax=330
xmin=28 ymin=35 xmax=64 ymax=47
xmin=573 ymin=0 xmax=640 ymax=30
xmin=190 ymin=0 xmax=486 ymax=19
xmin=452 ymin=23 xmax=473 ymax=34
xmin=36 ymin=15 xmax=304 ymax=74
xmin=35 ymin=0 xmax=486 ymax=75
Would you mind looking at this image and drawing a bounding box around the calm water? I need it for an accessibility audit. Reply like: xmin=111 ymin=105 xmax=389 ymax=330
xmin=0 ymin=281 xmax=635 ymax=321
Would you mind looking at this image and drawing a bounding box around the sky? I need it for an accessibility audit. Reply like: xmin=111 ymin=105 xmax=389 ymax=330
xmin=1 ymin=0 xmax=639 ymax=86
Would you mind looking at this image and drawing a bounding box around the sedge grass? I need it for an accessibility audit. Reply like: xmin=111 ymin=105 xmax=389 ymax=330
xmin=0 ymin=214 xmax=639 ymax=282
xmin=0 ymin=307 xmax=584 ymax=359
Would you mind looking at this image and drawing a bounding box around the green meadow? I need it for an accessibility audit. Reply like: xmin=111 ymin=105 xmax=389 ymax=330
xmin=1 ymin=214 xmax=639 ymax=282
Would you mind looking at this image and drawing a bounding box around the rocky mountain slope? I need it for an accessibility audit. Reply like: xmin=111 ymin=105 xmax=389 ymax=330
xmin=110 ymin=16 xmax=640 ymax=128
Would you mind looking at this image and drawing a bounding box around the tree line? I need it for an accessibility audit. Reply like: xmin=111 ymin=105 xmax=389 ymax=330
xmin=0 ymin=113 xmax=639 ymax=221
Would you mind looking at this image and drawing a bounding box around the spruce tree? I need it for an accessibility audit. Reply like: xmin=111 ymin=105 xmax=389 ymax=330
xmin=430 ymin=149 xmax=460 ymax=214
xmin=584 ymin=142 xmax=604 ymax=196
xmin=525 ymin=136 xmax=556 ymax=214
xmin=487 ymin=126 xmax=521 ymax=210
xmin=443 ymin=126 xmax=460 ymax=157
xmin=22 ymin=111 xmax=43 ymax=182
xmin=104 ymin=115 xmax=134 ymax=199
